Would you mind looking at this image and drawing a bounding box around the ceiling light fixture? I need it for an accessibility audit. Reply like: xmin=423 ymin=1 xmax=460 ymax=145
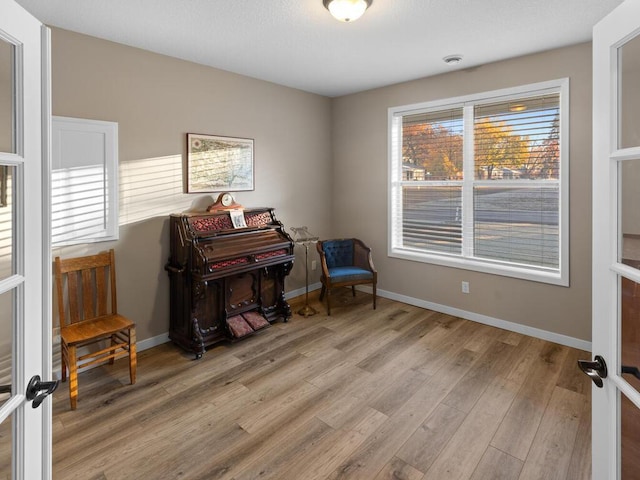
xmin=323 ymin=0 xmax=372 ymax=22
xmin=443 ymin=55 xmax=463 ymax=66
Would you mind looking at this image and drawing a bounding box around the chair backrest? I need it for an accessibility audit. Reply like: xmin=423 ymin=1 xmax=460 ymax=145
xmin=54 ymin=249 xmax=118 ymax=328
xmin=321 ymin=239 xmax=354 ymax=268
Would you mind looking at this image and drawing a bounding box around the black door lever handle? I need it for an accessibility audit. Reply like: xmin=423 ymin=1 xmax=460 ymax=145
xmin=26 ymin=375 xmax=59 ymax=409
xmin=578 ymin=355 xmax=608 ymax=388
xmin=622 ymin=365 xmax=640 ymax=380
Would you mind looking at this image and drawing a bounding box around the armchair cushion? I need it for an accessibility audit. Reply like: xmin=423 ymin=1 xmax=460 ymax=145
xmin=328 ymin=266 xmax=374 ymax=283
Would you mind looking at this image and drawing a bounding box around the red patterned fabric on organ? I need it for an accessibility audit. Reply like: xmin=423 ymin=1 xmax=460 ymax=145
xmin=242 ymin=311 xmax=270 ymax=330
xmin=226 ymin=315 xmax=254 ymax=338
xmin=245 ymin=211 xmax=272 ymax=228
xmin=209 ymin=257 xmax=250 ymax=271
xmin=255 ymin=249 xmax=287 ymax=261
xmin=190 ymin=215 xmax=233 ymax=232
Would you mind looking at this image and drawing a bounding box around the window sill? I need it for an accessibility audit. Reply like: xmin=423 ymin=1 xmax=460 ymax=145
xmin=388 ymin=247 xmax=568 ymax=287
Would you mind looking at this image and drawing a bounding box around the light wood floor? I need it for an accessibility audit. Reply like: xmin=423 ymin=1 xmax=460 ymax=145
xmin=52 ymin=290 xmax=592 ymax=480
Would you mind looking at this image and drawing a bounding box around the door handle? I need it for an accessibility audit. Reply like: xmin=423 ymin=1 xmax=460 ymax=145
xmin=26 ymin=375 xmax=59 ymax=409
xmin=578 ymin=355 xmax=608 ymax=388
xmin=622 ymin=365 xmax=640 ymax=380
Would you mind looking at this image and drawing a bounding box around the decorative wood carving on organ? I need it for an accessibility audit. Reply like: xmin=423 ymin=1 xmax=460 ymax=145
xmin=165 ymin=208 xmax=294 ymax=358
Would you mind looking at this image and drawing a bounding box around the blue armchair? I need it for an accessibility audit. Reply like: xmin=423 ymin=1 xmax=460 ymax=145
xmin=316 ymin=238 xmax=377 ymax=315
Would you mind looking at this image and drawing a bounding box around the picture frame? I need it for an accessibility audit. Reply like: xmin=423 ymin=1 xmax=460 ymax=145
xmin=186 ymin=133 xmax=254 ymax=193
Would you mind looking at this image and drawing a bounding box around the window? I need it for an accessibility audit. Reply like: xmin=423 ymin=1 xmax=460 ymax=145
xmin=52 ymin=117 xmax=119 ymax=246
xmin=389 ymin=79 xmax=568 ymax=285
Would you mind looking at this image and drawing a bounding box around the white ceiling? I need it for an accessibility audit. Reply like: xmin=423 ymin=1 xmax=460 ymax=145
xmin=16 ymin=0 xmax=624 ymax=97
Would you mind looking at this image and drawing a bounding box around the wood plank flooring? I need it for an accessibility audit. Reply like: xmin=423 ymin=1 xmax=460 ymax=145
xmin=51 ymin=290 xmax=592 ymax=480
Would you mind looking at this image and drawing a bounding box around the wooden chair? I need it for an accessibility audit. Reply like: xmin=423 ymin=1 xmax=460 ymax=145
xmin=54 ymin=249 xmax=136 ymax=410
xmin=316 ymin=238 xmax=377 ymax=315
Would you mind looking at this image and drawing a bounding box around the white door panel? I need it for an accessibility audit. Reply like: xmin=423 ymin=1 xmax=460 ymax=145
xmin=0 ymin=0 xmax=52 ymax=478
xmin=592 ymin=0 xmax=640 ymax=478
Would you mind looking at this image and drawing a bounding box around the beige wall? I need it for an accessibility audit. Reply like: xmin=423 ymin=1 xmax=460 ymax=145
xmin=50 ymin=28 xmax=332 ymax=341
xmin=50 ymin=27 xmax=596 ymax=344
xmin=331 ymin=43 xmax=593 ymax=342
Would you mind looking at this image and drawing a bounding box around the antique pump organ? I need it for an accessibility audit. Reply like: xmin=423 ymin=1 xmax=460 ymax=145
xmin=165 ymin=207 xmax=294 ymax=358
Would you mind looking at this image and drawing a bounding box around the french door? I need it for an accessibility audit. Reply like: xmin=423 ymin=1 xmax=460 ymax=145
xmin=592 ymin=0 xmax=640 ymax=478
xmin=0 ymin=0 xmax=53 ymax=478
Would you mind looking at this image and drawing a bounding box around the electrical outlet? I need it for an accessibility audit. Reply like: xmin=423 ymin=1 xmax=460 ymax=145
xmin=311 ymin=260 xmax=317 ymax=270
xmin=461 ymin=281 xmax=470 ymax=294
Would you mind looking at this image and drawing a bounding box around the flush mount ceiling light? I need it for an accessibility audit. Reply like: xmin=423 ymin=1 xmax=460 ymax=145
xmin=323 ymin=0 xmax=372 ymax=22
xmin=443 ymin=55 xmax=463 ymax=65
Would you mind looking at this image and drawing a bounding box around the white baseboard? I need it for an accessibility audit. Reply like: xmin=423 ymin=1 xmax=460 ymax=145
xmin=355 ymin=285 xmax=591 ymax=352
xmin=137 ymin=332 xmax=170 ymax=351
xmin=285 ymin=282 xmax=322 ymax=300
xmin=58 ymin=282 xmax=590 ymax=379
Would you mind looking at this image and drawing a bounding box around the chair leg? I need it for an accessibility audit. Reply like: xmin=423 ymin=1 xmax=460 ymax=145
xmin=60 ymin=340 xmax=67 ymax=383
xmin=68 ymin=345 xmax=78 ymax=410
xmin=109 ymin=334 xmax=117 ymax=365
xmin=319 ymin=284 xmax=326 ymax=301
xmin=326 ymin=288 xmax=331 ymax=316
xmin=129 ymin=327 xmax=137 ymax=385
xmin=373 ymin=282 xmax=377 ymax=310
xmin=351 ymin=286 xmax=356 ymax=297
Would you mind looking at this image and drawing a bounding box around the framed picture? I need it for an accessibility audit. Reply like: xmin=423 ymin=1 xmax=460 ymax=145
xmin=186 ymin=133 xmax=254 ymax=193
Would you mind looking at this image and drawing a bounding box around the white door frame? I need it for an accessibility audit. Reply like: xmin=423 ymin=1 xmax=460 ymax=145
xmin=0 ymin=0 xmax=52 ymax=478
xmin=592 ymin=0 xmax=640 ymax=478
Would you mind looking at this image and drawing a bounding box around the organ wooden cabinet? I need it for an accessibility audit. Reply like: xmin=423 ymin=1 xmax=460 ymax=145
xmin=165 ymin=208 xmax=294 ymax=358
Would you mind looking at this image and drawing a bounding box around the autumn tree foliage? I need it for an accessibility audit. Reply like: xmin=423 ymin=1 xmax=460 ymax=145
xmin=520 ymin=114 xmax=560 ymax=179
xmin=403 ymin=112 xmax=559 ymax=181
xmin=474 ymin=119 xmax=530 ymax=179
xmin=402 ymin=122 xmax=463 ymax=180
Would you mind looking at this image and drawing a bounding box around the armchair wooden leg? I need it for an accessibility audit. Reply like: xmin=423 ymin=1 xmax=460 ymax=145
xmin=326 ymin=288 xmax=331 ymax=316
xmin=373 ymin=283 xmax=377 ymax=310
xmin=68 ymin=345 xmax=78 ymax=410
xmin=351 ymin=286 xmax=356 ymax=297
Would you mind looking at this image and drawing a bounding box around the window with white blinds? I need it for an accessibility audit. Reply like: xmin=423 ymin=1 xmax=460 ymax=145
xmin=388 ymin=79 xmax=569 ymax=285
xmin=52 ymin=117 xmax=118 ymax=246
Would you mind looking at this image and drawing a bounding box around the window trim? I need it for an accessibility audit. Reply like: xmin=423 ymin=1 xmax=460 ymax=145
xmin=51 ymin=116 xmax=119 ymax=247
xmin=388 ymin=78 xmax=570 ymax=286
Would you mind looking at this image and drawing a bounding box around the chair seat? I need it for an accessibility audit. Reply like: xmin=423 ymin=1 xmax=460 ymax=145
xmin=328 ymin=266 xmax=374 ymax=283
xmin=61 ymin=314 xmax=135 ymax=345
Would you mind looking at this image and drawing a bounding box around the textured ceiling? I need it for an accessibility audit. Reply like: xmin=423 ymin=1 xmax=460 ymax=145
xmin=16 ymin=0 xmax=624 ymax=97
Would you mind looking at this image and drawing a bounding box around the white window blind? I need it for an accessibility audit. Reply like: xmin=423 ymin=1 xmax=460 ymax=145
xmin=400 ymin=108 xmax=463 ymax=255
xmin=388 ymin=79 xmax=568 ymax=285
xmin=52 ymin=117 xmax=118 ymax=246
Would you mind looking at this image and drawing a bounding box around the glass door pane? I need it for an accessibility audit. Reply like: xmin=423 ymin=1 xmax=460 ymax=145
xmin=0 ymin=412 xmax=11 ymax=479
xmin=620 ymin=160 xmax=640 ymax=270
xmin=621 ymin=392 xmax=640 ymax=479
xmin=619 ymin=35 xmax=640 ymax=150
xmin=0 ymin=166 xmax=13 ymax=280
xmin=0 ymin=39 xmax=13 ymax=154
xmin=621 ymin=276 xmax=640 ymax=391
